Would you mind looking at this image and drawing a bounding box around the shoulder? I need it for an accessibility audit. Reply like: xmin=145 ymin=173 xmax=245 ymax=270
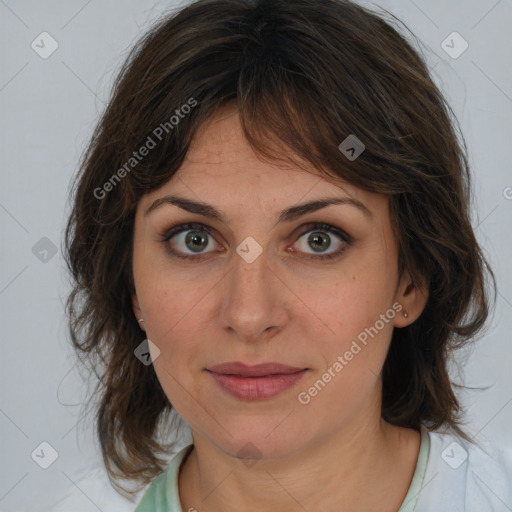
xmin=134 ymin=444 xmax=194 ymax=512
xmin=415 ymin=425 xmax=512 ymax=512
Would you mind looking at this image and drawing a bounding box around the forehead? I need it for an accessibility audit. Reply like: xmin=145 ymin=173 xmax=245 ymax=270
xmin=142 ymin=104 xmax=371 ymax=208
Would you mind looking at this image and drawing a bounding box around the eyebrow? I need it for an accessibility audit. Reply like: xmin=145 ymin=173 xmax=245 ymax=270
xmin=144 ymin=194 xmax=373 ymax=224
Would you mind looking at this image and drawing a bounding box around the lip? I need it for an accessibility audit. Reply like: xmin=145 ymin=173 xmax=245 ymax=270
xmin=206 ymin=362 xmax=308 ymax=400
xmin=207 ymin=361 xmax=306 ymax=377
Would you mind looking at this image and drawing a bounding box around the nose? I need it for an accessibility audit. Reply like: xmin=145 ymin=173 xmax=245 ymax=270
xmin=218 ymin=241 xmax=289 ymax=343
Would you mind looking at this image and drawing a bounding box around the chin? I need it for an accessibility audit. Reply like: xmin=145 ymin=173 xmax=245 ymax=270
xmin=208 ymin=422 xmax=311 ymax=462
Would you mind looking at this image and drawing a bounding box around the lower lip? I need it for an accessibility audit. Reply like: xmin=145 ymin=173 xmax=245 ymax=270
xmin=207 ymin=370 xmax=308 ymax=400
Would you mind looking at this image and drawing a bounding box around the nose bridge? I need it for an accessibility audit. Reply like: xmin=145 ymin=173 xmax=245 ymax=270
xmin=229 ymin=243 xmax=271 ymax=311
xmin=220 ymin=240 xmax=285 ymax=339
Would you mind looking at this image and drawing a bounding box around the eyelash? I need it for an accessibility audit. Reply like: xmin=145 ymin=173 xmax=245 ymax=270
xmin=159 ymin=222 xmax=352 ymax=261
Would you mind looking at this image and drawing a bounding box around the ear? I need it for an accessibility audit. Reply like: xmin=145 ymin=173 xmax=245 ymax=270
xmin=132 ymin=292 xmax=146 ymax=332
xmin=393 ymin=270 xmax=429 ymax=328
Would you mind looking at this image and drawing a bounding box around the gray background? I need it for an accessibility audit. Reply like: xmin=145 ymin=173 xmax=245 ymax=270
xmin=1 ymin=0 xmax=511 ymax=510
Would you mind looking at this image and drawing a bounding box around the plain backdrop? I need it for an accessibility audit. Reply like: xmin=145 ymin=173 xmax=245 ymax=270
xmin=1 ymin=0 xmax=511 ymax=510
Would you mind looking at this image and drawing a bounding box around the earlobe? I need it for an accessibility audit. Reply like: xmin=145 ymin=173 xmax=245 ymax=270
xmin=131 ymin=293 xmax=146 ymax=331
xmin=394 ymin=273 xmax=429 ymax=328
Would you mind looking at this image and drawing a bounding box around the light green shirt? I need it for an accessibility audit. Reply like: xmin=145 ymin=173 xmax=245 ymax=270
xmin=134 ymin=426 xmax=430 ymax=512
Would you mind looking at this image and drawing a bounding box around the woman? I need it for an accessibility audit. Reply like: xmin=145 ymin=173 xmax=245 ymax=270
xmin=63 ymin=0 xmax=512 ymax=510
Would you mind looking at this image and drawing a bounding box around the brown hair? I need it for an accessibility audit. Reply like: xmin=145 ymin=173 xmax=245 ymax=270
xmin=63 ymin=0 xmax=496 ymax=497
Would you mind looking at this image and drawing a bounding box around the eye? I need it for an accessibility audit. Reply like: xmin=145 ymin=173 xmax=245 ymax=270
xmin=160 ymin=223 xmax=222 ymax=260
xmin=291 ymin=223 xmax=351 ymax=260
xmin=159 ymin=222 xmax=351 ymax=262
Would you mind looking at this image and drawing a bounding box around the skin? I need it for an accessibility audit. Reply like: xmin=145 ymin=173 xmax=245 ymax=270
xmin=131 ymin=104 xmax=429 ymax=511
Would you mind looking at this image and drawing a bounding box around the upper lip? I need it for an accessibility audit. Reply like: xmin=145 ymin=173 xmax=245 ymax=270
xmin=206 ymin=362 xmax=307 ymax=377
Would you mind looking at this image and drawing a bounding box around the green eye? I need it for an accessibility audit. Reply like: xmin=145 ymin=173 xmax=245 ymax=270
xmin=293 ymin=223 xmax=350 ymax=261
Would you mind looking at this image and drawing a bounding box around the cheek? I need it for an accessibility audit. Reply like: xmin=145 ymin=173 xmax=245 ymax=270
xmin=139 ymin=271 xmax=216 ymax=379
xmin=143 ymin=281 xmax=203 ymax=408
xmin=292 ymin=265 xmax=396 ymax=384
xmin=139 ymin=263 xmax=208 ymax=331
xmin=298 ymin=297 xmax=395 ymax=418
xmin=296 ymin=268 xmax=394 ymax=336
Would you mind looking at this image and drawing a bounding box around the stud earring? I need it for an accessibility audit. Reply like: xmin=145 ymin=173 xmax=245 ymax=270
xmin=138 ymin=318 xmax=144 ymax=323
xmin=403 ymin=311 xmax=408 ymax=318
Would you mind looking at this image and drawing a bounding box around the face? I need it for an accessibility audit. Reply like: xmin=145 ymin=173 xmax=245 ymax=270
xmin=131 ymin=105 xmax=424 ymax=460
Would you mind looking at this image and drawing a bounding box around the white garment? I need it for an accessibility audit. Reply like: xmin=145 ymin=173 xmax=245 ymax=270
xmin=414 ymin=427 xmax=512 ymax=511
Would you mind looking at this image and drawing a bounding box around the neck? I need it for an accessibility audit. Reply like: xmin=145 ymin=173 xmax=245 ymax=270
xmin=178 ymin=408 xmax=420 ymax=511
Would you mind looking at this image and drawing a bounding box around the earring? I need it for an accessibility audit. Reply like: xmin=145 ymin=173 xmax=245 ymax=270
xmin=138 ymin=318 xmax=144 ymax=323
xmin=403 ymin=311 xmax=409 ymax=318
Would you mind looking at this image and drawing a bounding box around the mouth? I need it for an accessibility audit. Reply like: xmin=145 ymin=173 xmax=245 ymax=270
xmin=205 ymin=362 xmax=309 ymax=399
xmin=206 ymin=361 xmax=307 ymax=377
